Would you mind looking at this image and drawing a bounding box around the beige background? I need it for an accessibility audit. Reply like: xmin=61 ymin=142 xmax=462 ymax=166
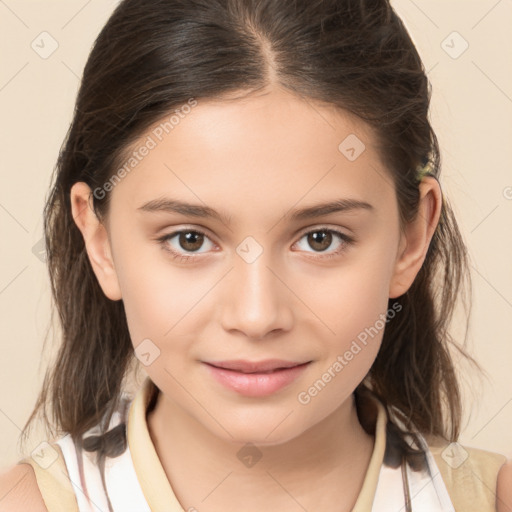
xmin=1 ymin=0 xmax=511 ymax=470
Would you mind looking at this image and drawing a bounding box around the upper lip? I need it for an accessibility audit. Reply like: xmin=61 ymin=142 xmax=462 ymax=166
xmin=204 ymin=359 xmax=310 ymax=373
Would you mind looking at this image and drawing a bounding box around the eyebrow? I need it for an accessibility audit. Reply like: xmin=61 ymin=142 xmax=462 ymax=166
xmin=137 ymin=197 xmax=374 ymax=225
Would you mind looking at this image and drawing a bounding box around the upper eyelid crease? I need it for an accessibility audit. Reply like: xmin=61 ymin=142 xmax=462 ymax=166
xmin=161 ymin=224 xmax=351 ymax=243
xmin=137 ymin=197 xmax=374 ymax=226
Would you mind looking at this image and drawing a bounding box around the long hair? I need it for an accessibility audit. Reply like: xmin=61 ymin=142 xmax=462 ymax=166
xmin=21 ymin=0 xmax=479 ymax=508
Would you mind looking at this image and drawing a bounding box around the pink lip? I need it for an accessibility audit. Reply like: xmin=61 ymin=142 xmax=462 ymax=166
xmin=202 ymin=360 xmax=311 ymax=397
xmin=205 ymin=358 xmax=308 ymax=373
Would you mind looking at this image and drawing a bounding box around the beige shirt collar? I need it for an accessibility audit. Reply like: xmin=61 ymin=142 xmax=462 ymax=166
xmin=127 ymin=376 xmax=387 ymax=512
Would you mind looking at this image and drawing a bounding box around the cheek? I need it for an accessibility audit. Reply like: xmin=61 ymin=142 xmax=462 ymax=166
xmin=112 ymin=234 xmax=208 ymax=348
xmin=294 ymin=261 xmax=392 ymax=422
xmin=301 ymin=249 xmax=395 ymax=342
xmin=293 ymin=245 xmax=395 ymax=397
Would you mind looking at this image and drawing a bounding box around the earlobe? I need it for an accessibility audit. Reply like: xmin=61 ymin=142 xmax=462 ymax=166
xmin=389 ymin=177 xmax=442 ymax=299
xmin=70 ymin=182 xmax=122 ymax=301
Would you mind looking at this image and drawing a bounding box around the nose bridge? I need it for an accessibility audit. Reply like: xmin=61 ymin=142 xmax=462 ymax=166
xmin=220 ymin=237 xmax=292 ymax=338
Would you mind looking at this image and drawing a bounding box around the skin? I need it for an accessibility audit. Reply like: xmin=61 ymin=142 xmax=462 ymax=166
xmin=69 ymin=84 xmax=444 ymax=511
xmin=497 ymin=459 xmax=512 ymax=511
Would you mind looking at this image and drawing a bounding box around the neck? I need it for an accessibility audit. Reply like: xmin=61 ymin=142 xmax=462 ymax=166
xmin=147 ymin=391 xmax=376 ymax=512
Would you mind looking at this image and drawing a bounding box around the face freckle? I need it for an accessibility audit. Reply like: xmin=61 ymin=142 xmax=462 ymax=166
xmin=105 ymin=86 xmax=402 ymax=445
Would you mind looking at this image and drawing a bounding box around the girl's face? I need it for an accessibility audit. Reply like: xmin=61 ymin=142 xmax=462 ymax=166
xmin=73 ymin=86 xmax=437 ymax=445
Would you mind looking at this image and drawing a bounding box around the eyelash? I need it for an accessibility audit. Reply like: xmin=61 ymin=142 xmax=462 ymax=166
xmin=156 ymin=226 xmax=354 ymax=263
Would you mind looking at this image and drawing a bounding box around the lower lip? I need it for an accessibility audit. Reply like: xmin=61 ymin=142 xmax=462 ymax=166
xmin=203 ymin=362 xmax=311 ymax=397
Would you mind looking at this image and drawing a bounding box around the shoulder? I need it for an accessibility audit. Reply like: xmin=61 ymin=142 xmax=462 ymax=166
xmin=424 ymin=435 xmax=508 ymax=510
xmin=425 ymin=435 xmax=507 ymax=473
xmin=497 ymin=458 xmax=512 ymax=512
xmin=1 ymin=440 xmax=80 ymax=512
xmin=0 ymin=463 xmax=47 ymax=512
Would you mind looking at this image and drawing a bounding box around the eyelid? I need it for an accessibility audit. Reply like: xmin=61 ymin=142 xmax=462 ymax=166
xmin=156 ymin=224 xmax=218 ymax=243
xmin=295 ymin=223 xmax=352 ymax=238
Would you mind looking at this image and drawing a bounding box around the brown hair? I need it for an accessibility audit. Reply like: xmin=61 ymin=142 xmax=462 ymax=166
xmin=21 ymin=0 xmax=479 ymax=507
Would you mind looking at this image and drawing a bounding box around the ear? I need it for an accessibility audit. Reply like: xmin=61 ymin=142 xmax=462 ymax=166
xmin=389 ymin=176 xmax=443 ymax=299
xmin=70 ymin=182 xmax=122 ymax=301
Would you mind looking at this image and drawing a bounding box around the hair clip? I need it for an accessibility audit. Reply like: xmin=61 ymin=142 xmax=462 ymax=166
xmin=416 ymin=160 xmax=434 ymax=181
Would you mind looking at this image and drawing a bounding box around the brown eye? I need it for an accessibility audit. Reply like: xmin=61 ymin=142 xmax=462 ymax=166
xmin=178 ymin=231 xmax=205 ymax=252
xmin=306 ymin=230 xmax=333 ymax=252
xmin=294 ymin=227 xmax=353 ymax=259
xmin=158 ymin=229 xmax=215 ymax=259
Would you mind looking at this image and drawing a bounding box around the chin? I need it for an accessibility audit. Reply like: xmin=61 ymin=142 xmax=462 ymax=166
xmin=209 ymin=418 xmax=308 ymax=447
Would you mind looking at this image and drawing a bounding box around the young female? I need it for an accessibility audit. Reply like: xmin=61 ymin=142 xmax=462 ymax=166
xmin=1 ymin=0 xmax=511 ymax=510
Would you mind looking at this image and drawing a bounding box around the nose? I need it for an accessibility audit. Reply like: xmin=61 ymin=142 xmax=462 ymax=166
xmin=219 ymin=248 xmax=294 ymax=340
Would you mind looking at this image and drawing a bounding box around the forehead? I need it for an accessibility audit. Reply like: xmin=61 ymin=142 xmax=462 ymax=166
xmin=107 ymin=88 xmax=394 ymax=221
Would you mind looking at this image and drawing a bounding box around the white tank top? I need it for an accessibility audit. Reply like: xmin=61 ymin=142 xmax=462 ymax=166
xmin=56 ymin=422 xmax=148 ymax=510
xmin=54 ymin=378 xmax=456 ymax=512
